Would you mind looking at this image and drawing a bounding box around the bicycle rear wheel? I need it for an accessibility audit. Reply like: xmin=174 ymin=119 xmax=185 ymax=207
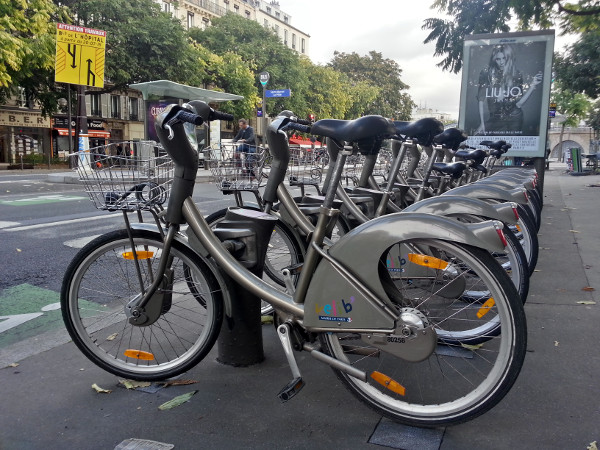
xmin=320 ymin=240 xmax=526 ymax=427
xmin=61 ymin=229 xmax=223 ymax=380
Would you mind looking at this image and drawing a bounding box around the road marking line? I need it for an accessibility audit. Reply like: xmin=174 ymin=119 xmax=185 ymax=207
xmin=0 ymin=313 xmax=44 ymax=334
xmin=0 ymin=221 xmax=21 ymax=229
xmin=4 ymin=214 xmax=117 ymax=232
xmin=64 ymin=235 xmax=101 ymax=248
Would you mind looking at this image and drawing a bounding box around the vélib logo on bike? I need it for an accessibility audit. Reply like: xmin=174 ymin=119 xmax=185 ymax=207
xmin=316 ymin=296 xmax=354 ymax=322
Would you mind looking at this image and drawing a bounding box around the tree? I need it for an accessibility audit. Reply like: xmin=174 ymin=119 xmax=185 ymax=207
xmin=0 ymin=0 xmax=68 ymax=113
xmin=423 ymin=0 xmax=600 ymax=73
xmin=554 ymin=31 xmax=600 ymax=98
xmin=299 ymin=58 xmax=351 ymax=119
xmin=329 ymin=51 xmax=415 ymax=120
xmin=58 ymin=0 xmax=208 ymax=90
xmin=587 ymin=99 xmax=600 ymax=137
xmin=190 ymin=13 xmax=309 ymax=116
xmin=552 ymin=84 xmax=591 ymax=160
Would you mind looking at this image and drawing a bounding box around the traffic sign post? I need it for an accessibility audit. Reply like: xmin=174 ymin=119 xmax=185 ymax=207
xmin=265 ymin=89 xmax=291 ymax=98
xmin=55 ymin=23 xmax=106 ymax=88
xmin=259 ymin=72 xmax=269 ymax=147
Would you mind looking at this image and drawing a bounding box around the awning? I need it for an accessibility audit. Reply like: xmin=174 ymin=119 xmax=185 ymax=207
xmin=55 ymin=128 xmax=111 ymax=138
xmin=289 ymin=136 xmax=321 ymax=147
xmin=129 ymin=80 xmax=244 ymax=102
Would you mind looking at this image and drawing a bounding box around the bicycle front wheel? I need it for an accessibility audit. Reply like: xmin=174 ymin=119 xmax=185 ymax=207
xmin=320 ymin=240 xmax=527 ymax=427
xmin=61 ymin=229 xmax=223 ymax=380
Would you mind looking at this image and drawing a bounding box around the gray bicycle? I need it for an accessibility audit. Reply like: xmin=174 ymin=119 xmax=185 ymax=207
xmin=61 ymin=101 xmax=527 ymax=427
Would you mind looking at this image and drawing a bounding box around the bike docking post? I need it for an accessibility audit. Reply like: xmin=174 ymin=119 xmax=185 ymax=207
xmin=211 ymin=207 xmax=278 ymax=366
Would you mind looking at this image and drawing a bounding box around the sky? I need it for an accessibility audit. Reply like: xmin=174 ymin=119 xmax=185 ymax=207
xmin=275 ymin=0 xmax=575 ymax=119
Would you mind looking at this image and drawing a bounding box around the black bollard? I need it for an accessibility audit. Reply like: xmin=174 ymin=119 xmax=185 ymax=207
xmin=212 ymin=208 xmax=278 ymax=366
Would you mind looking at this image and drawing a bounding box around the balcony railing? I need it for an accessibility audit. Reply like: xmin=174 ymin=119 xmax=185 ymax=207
xmin=185 ymin=0 xmax=226 ymax=16
xmin=129 ymin=113 xmax=139 ymax=121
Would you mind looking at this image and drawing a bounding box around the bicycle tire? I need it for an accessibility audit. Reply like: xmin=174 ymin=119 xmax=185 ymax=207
xmin=319 ymin=239 xmax=527 ymax=427
xmin=61 ymin=229 xmax=223 ymax=380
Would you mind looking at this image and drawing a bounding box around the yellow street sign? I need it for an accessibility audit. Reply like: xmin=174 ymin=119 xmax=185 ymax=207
xmin=55 ymin=23 xmax=106 ymax=87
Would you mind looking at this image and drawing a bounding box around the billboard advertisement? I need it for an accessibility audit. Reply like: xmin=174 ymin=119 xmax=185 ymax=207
xmin=458 ymin=30 xmax=555 ymax=157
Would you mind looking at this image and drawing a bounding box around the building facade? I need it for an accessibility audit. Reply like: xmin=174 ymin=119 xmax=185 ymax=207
xmin=157 ymin=0 xmax=310 ymax=55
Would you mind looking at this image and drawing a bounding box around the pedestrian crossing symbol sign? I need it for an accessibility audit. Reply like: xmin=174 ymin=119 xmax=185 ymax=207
xmin=55 ymin=23 xmax=106 ymax=87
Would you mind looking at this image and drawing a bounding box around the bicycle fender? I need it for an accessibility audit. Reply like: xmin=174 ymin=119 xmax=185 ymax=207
xmin=303 ymin=212 xmax=505 ymax=330
xmin=129 ymin=223 xmax=234 ymax=320
xmin=403 ymin=195 xmax=518 ymax=224
xmin=442 ymin=184 xmax=528 ymax=204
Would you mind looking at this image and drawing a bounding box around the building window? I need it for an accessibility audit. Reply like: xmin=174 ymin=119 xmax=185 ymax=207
xmin=162 ymin=1 xmax=170 ymax=12
xmin=284 ymin=29 xmax=288 ymax=45
xmin=245 ymin=9 xmax=251 ymax=16
xmin=266 ymin=6 xmax=271 ymax=13
xmin=301 ymin=38 xmax=305 ymax=53
xmin=274 ymin=24 xmax=279 ymax=35
xmin=284 ymin=15 xmax=288 ymax=22
xmin=129 ymin=97 xmax=139 ymax=121
xmin=234 ymin=4 xmax=239 ymax=13
xmin=264 ymin=18 xmax=268 ymax=26
xmin=110 ymin=95 xmax=121 ymax=119
xmin=187 ymin=12 xmax=194 ymax=29
xmin=90 ymin=93 xmax=102 ymax=117
xmin=292 ymin=33 xmax=296 ymax=49
xmin=275 ymin=11 xmax=280 ymax=18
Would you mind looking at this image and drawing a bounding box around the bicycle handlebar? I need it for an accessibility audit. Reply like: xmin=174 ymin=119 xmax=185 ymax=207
xmin=210 ymin=110 xmax=234 ymax=122
xmin=285 ymin=122 xmax=312 ymax=134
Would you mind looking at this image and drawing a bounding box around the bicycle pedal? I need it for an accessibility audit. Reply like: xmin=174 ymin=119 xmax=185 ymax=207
xmin=277 ymin=377 xmax=305 ymax=403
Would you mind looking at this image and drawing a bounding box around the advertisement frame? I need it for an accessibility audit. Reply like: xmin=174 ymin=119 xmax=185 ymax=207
xmin=458 ymin=30 xmax=555 ymax=158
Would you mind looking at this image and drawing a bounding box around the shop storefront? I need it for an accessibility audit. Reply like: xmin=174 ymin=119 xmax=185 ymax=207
xmin=0 ymin=110 xmax=51 ymax=164
xmin=52 ymin=117 xmax=111 ymax=157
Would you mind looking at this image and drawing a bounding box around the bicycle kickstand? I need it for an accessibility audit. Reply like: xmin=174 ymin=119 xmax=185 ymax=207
xmin=276 ymin=323 xmax=305 ymax=402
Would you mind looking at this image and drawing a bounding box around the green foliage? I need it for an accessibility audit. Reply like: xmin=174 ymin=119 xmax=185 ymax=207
xmin=423 ymin=0 xmax=599 ymax=74
xmin=190 ymin=13 xmax=309 ymax=115
xmin=58 ymin=0 xmax=204 ymax=89
xmin=552 ymin=83 xmax=591 ymax=127
xmin=0 ymin=0 xmax=68 ymax=113
xmin=329 ymin=51 xmax=415 ymax=120
xmin=587 ymin=99 xmax=600 ymax=133
xmin=554 ymin=31 xmax=600 ymax=98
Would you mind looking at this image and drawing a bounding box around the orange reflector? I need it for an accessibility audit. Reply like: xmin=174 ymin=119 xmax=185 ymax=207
xmin=124 ymin=349 xmax=155 ymax=360
xmin=408 ymin=253 xmax=448 ymax=270
xmin=122 ymin=251 xmax=154 ymax=260
xmin=370 ymin=371 xmax=406 ymax=396
xmin=477 ymin=298 xmax=496 ymax=318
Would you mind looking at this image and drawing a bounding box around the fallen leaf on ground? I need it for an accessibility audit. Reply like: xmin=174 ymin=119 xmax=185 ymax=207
xmin=8 ymin=363 xmax=19 ymax=368
xmin=92 ymin=383 xmax=112 ymax=394
xmin=119 ymin=379 xmax=152 ymax=389
xmin=106 ymin=333 xmax=118 ymax=341
xmin=162 ymin=379 xmax=198 ymax=387
xmin=461 ymin=343 xmax=484 ymax=351
xmin=576 ymin=301 xmax=596 ymax=305
xmin=554 ymin=341 xmax=559 ymax=347
xmin=261 ymin=315 xmax=274 ymax=324
xmin=16 ymin=249 xmax=21 ymax=252
xmin=587 ymin=441 xmax=598 ymax=450
xmin=569 ymin=230 xmax=580 ymax=233
xmin=158 ymin=391 xmax=198 ymax=410
xmin=582 ymin=287 xmax=595 ymax=292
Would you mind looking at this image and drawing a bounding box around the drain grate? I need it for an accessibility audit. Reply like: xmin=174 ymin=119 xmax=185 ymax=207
xmin=369 ymin=418 xmax=444 ymax=449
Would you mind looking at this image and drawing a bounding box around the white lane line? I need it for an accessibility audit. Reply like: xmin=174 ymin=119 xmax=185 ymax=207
xmin=64 ymin=235 xmax=101 ymax=249
xmin=4 ymin=214 xmax=118 ymax=232
xmin=0 ymin=221 xmax=21 ymax=229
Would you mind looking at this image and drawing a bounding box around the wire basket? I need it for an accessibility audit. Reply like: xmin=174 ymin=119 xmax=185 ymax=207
xmin=71 ymin=141 xmax=173 ymax=211
xmin=372 ymin=150 xmax=392 ymax=179
xmin=205 ymin=144 xmax=266 ymax=191
xmin=341 ymin=153 xmax=364 ymax=186
xmin=287 ymin=146 xmax=323 ymax=188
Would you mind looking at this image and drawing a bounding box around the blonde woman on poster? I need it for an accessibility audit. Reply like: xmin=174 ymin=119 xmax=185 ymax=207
xmin=475 ymin=44 xmax=543 ymax=135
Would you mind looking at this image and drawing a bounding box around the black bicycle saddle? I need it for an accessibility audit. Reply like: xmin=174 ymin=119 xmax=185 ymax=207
xmin=433 ymin=128 xmax=468 ymax=150
xmin=393 ymin=118 xmax=444 ymax=147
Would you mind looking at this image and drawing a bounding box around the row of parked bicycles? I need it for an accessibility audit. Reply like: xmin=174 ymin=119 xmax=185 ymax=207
xmin=61 ymin=100 xmax=542 ymax=428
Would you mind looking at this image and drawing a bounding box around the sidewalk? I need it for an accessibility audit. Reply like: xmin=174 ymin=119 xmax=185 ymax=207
xmin=0 ymin=164 xmax=599 ymax=449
